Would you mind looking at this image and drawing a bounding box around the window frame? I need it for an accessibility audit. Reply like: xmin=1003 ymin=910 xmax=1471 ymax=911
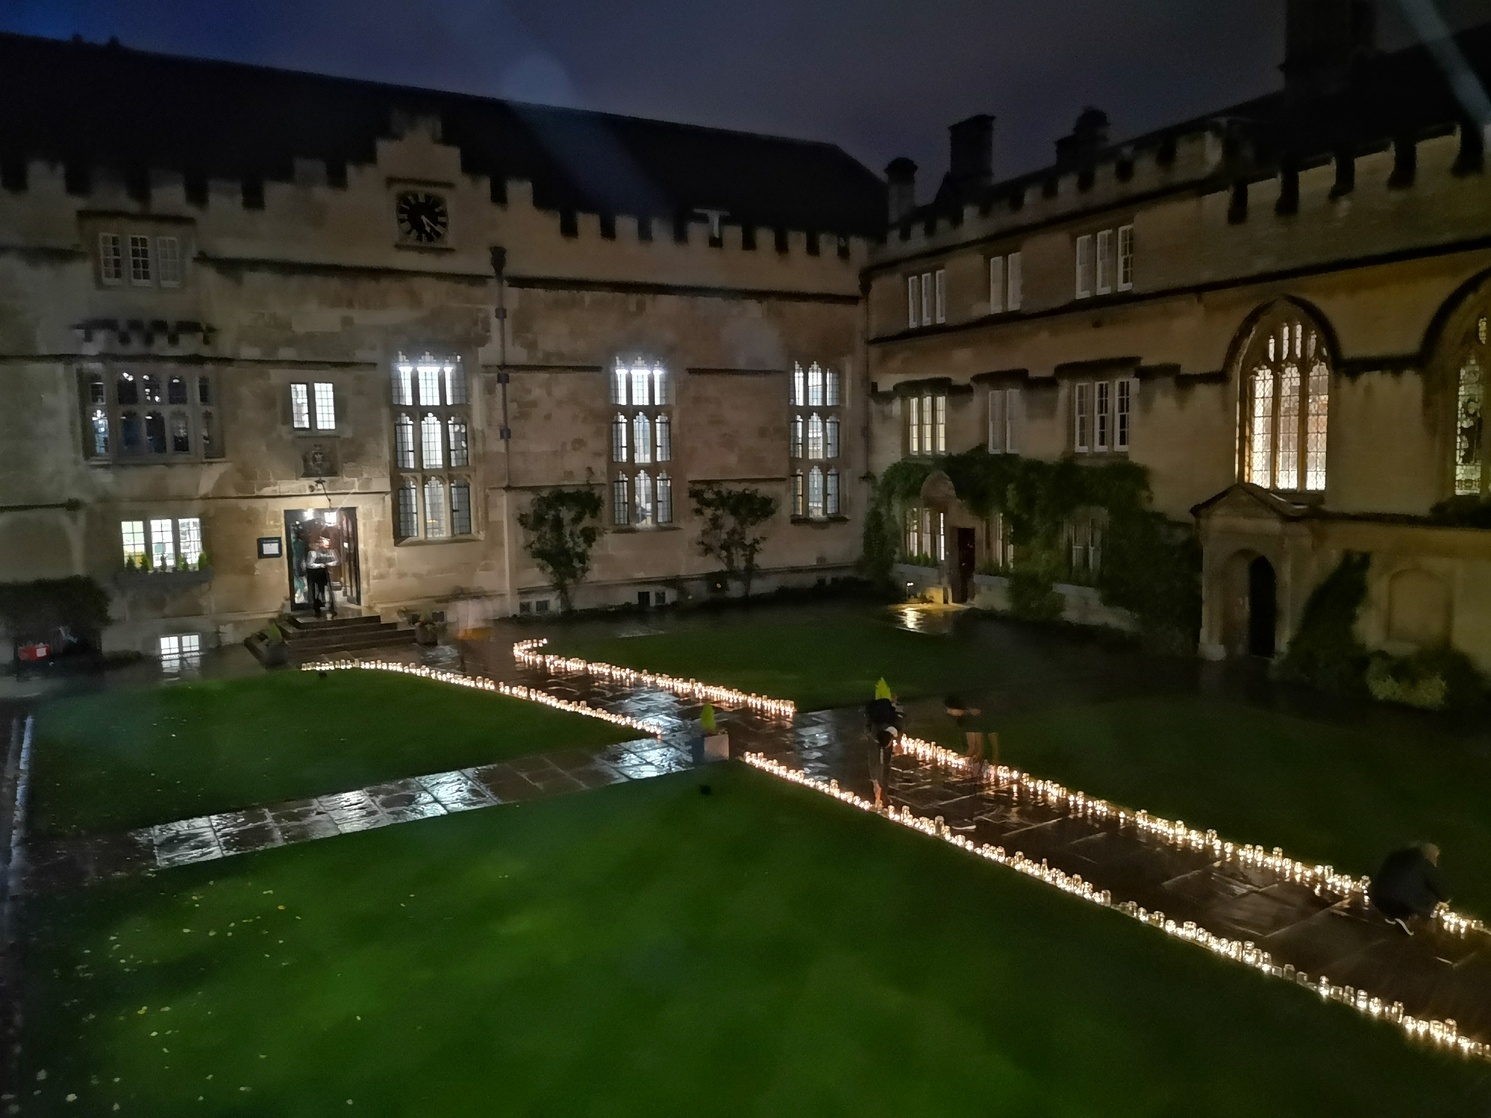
xmin=610 ymin=358 xmax=675 ymax=530
xmin=1075 ymin=234 xmax=1093 ymax=299
xmin=120 ymin=515 xmax=205 ymax=571
xmin=391 ymin=353 xmax=476 ymax=541
xmin=82 ymin=367 xmax=222 ymax=465
xmin=791 ymin=361 xmax=845 ymax=519
xmin=1238 ymin=316 xmax=1330 ymax=493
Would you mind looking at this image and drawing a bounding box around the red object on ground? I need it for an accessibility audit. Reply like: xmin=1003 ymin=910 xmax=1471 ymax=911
xmin=17 ymin=642 xmax=51 ymax=662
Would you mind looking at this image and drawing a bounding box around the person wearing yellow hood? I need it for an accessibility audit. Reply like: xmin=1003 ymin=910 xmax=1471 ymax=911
xmin=865 ymin=678 xmax=903 ymax=810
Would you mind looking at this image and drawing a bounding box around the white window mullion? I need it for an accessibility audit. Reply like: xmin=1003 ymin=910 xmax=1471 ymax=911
xmin=1095 ymin=229 xmax=1113 ymax=295
xmin=907 ymin=275 xmax=921 ymax=328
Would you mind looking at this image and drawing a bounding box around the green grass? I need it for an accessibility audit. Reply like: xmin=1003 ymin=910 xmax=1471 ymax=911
xmin=973 ymin=695 xmax=1491 ymax=920
xmin=551 ymin=611 xmax=1087 ymax=711
xmin=554 ymin=609 xmax=1491 ymax=919
xmin=16 ymin=768 xmax=1488 ymax=1116
xmin=30 ymin=671 xmax=636 ymax=837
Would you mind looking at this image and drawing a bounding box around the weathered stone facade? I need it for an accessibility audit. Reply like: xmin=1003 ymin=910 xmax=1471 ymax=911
xmin=0 ymin=38 xmax=876 ymax=653
xmin=867 ymin=18 xmax=1491 ymax=669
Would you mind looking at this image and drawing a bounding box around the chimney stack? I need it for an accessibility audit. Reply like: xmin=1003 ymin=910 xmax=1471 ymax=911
xmin=886 ymin=157 xmax=918 ymax=224
xmin=947 ymin=114 xmax=996 ymax=197
xmin=1283 ymin=0 xmax=1377 ymax=98
xmin=1055 ymin=107 xmax=1110 ymax=170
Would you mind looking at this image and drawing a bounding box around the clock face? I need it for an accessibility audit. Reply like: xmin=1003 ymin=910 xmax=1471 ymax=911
xmin=396 ymin=191 xmax=450 ymax=244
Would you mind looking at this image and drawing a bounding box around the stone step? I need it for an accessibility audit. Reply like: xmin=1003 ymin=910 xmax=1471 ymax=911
xmin=281 ymin=613 xmax=385 ymax=635
xmin=284 ymin=628 xmax=419 ymax=659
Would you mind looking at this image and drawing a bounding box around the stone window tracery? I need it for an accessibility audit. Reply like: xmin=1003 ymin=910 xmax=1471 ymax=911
xmin=610 ymin=358 xmax=673 ymax=527
xmin=791 ymin=361 xmax=843 ymax=518
xmin=1238 ymin=310 xmax=1330 ymax=492
xmin=391 ymin=353 xmax=473 ymax=541
xmin=81 ymin=367 xmax=221 ymax=464
xmin=1453 ymin=312 xmax=1490 ymax=496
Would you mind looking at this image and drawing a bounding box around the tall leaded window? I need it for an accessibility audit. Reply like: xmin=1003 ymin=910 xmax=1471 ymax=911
xmin=791 ymin=361 xmax=844 ymax=519
xmin=81 ymin=367 xmax=221 ymax=464
xmin=903 ymin=507 xmax=946 ymax=564
xmin=1239 ymin=311 xmax=1330 ymax=492
xmin=1453 ymin=312 xmax=1489 ymax=496
xmin=391 ymin=353 xmax=474 ymax=541
xmin=610 ymin=358 xmax=674 ymax=527
xmin=905 ymin=392 xmax=946 ymax=457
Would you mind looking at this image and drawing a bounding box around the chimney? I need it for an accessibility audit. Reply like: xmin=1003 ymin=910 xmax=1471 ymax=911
xmin=1283 ymin=0 xmax=1377 ymax=98
xmin=947 ymin=114 xmax=995 ymax=196
xmin=886 ymin=157 xmax=918 ymax=224
xmin=1055 ymin=107 xmax=1110 ymax=170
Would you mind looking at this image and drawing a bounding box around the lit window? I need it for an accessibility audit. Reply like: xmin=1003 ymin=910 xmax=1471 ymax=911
xmin=99 ymin=233 xmax=123 ymax=285
xmin=1454 ymin=318 xmax=1487 ymax=496
xmin=826 ymin=416 xmax=840 ymax=459
xmin=177 ymin=517 xmax=203 ymax=567
xmin=611 ymin=359 xmax=672 ymax=531
xmin=1117 ymin=225 xmax=1134 ymax=291
xmin=157 ymin=236 xmax=183 ymax=287
xmin=791 ymin=415 xmax=804 ymax=458
xmin=391 ymin=354 xmax=469 ymax=541
xmin=807 ymin=466 xmax=825 ymax=518
xmin=826 ymin=469 xmax=841 ymax=516
xmin=159 ymin=633 xmax=202 ymax=673
xmin=793 ymin=364 xmax=806 ymax=407
xmin=149 ymin=517 xmax=175 ymax=569
xmin=808 ymin=364 xmax=824 ymax=406
xmin=87 ymin=370 xmax=217 ymax=463
xmin=290 ymin=384 xmax=311 ymax=429
xmin=825 ymin=370 xmax=841 ymax=406
xmin=128 ymin=235 xmax=152 ymax=285
xmin=1239 ymin=311 xmax=1329 ymax=492
xmin=421 ymin=414 xmax=444 ymax=468
xmin=313 ymin=383 xmax=336 ymax=430
xmin=792 ymin=471 xmax=805 ymax=517
xmin=424 ymin=477 xmax=448 ymax=538
xmin=807 ymin=414 xmax=824 ymax=459
xmin=121 ymin=520 xmax=146 ymax=566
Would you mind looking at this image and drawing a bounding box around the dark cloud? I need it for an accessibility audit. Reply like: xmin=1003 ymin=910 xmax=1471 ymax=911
xmin=3 ymin=0 xmax=1487 ymax=202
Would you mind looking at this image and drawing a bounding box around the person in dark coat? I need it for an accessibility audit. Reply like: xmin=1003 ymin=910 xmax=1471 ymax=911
xmin=1370 ymin=843 xmax=1449 ymax=935
xmin=865 ymin=680 xmax=903 ymax=811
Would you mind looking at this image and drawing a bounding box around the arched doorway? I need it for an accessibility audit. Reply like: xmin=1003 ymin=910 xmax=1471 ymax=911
xmin=1247 ymin=556 xmax=1277 ymax=658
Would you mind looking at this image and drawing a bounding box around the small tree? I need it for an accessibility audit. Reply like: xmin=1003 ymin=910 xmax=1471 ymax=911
xmin=689 ymin=484 xmax=777 ymax=598
xmin=517 ymin=487 xmax=603 ymax=612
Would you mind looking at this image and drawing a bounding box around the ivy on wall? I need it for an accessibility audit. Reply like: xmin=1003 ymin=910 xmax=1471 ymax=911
xmin=862 ymin=449 xmax=1200 ymax=647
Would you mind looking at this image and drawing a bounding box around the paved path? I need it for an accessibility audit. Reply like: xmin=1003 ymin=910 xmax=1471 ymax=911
xmin=18 ymin=639 xmax=1491 ymax=1056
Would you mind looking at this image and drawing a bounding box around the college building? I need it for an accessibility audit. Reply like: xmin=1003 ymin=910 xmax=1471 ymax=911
xmin=3 ymin=1 xmax=1491 ymax=671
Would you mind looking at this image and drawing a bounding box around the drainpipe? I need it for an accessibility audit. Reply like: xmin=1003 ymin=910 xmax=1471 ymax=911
xmin=491 ymin=246 xmax=514 ymax=616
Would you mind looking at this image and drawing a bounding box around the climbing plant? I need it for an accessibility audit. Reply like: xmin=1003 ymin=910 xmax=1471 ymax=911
xmin=688 ymin=483 xmax=778 ymax=598
xmin=517 ymin=487 xmax=604 ymax=612
xmin=862 ymin=448 xmax=1200 ymax=647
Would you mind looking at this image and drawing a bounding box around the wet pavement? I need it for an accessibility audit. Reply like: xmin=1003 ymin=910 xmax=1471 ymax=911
xmin=13 ymin=628 xmax=1491 ymax=1060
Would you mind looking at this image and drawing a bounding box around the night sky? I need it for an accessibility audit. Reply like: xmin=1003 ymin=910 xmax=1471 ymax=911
xmin=3 ymin=1 xmax=1488 ymax=199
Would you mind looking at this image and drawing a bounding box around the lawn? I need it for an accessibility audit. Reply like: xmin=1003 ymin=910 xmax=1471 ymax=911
xmin=551 ymin=608 xmax=1491 ymax=919
xmin=549 ymin=608 xmax=1121 ymax=712
xmin=14 ymin=767 xmax=1489 ymax=1116
xmin=30 ymin=671 xmax=637 ymax=837
xmin=973 ymin=695 xmax=1491 ymax=921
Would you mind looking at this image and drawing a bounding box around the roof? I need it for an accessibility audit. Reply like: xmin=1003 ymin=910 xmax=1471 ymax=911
xmin=918 ymin=19 xmax=1491 ymax=221
xmin=0 ymin=32 xmax=886 ymax=237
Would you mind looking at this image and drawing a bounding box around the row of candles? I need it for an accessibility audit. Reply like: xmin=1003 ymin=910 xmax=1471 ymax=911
xmin=894 ymin=735 xmax=1487 ymax=939
xmin=741 ymin=752 xmax=1491 ymax=1064
xmin=511 ymin=638 xmax=796 ymax=719
xmin=301 ymin=659 xmax=665 ymax=737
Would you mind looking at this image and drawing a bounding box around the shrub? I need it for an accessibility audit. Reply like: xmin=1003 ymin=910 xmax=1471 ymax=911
xmin=1007 ymin=571 xmax=1064 ymax=621
xmin=1275 ymin=552 xmax=1371 ymax=693
xmin=1366 ymin=647 xmax=1486 ymax=711
xmin=0 ymin=576 xmax=112 ymax=645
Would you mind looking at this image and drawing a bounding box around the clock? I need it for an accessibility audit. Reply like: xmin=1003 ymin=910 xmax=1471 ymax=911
xmin=396 ymin=190 xmax=450 ymax=245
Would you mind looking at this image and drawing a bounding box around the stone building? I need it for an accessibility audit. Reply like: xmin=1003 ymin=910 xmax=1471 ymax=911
xmin=4 ymin=2 xmax=1491 ymax=674
xmin=0 ymin=32 xmax=881 ymax=654
xmin=867 ymin=4 xmax=1491 ymax=670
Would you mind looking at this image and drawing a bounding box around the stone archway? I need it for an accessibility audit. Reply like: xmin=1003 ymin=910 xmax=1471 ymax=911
xmin=1219 ymin=549 xmax=1278 ymax=658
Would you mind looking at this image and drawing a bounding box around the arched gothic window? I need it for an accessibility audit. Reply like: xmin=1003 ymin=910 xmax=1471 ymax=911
xmin=1238 ymin=309 xmax=1330 ymax=492
xmin=1453 ymin=312 xmax=1488 ymax=496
